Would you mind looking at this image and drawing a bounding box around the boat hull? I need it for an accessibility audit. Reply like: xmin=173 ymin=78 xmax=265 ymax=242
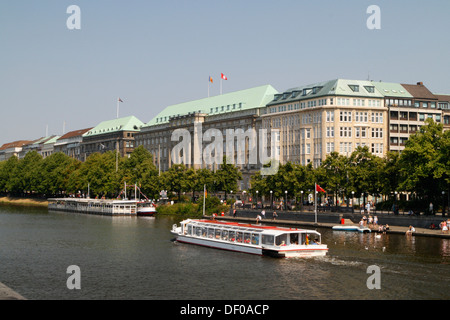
xmin=332 ymin=226 xmax=371 ymax=233
xmin=173 ymin=234 xmax=328 ymax=258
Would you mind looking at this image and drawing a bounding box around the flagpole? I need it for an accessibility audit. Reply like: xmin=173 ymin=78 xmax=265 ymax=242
xmin=220 ymin=78 xmax=222 ymax=95
xmin=203 ymin=184 xmax=206 ymax=216
xmin=315 ymin=183 xmax=317 ymax=224
xmin=117 ymin=98 xmax=119 ymax=119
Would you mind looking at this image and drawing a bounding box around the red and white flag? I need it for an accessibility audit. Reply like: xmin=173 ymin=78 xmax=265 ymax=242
xmin=221 ymin=73 xmax=227 ymax=80
xmin=316 ymin=184 xmax=326 ymax=193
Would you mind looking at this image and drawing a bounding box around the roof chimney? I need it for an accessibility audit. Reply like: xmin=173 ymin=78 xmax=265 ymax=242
xmin=417 ymin=82 xmax=423 ymax=85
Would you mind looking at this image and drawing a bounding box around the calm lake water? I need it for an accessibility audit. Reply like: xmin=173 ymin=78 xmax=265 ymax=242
xmin=0 ymin=205 xmax=448 ymax=300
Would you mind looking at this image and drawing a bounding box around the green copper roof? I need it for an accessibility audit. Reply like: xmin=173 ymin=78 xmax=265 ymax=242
xmin=371 ymin=81 xmax=413 ymax=98
xmin=43 ymin=135 xmax=60 ymax=144
xmin=144 ymin=85 xmax=278 ymax=127
xmin=268 ymin=79 xmax=384 ymax=106
xmin=83 ymin=115 xmax=144 ymax=137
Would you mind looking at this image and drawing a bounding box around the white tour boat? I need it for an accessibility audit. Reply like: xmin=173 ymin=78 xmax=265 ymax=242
xmin=171 ymin=219 xmax=328 ymax=258
xmin=332 ymin=225 xmax=371 ymax=233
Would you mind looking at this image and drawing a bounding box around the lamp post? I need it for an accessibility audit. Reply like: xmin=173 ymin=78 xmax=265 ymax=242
xmin=443 ymin=191 xmax=446 ymax=217
xmin=394 ymin=191 xmax=398 ymax=215
xmin=270 ymin=190 xmax=273 ymax=210
xmin=285 ymin=190 xmax=288 ymax=211
xmin=300 ymin=190 xmax=304 ymax=212
xmin=256 ymin=190 xmax=259 ymax=208
xmin=351 ymin=191 xmax=355 ymax=214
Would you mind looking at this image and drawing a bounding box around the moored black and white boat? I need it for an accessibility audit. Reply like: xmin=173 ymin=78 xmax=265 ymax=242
xmin=136 ymin=201 xmax=157 ymax=216
xmin=171 ymin=219 xmax=328 ymax=258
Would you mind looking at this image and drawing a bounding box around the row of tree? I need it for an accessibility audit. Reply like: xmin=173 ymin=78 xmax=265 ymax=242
xmin=0 ymin=146 xmax=242 ymax=201
xmin=250 ymin=119 xmax=449 ymax=210
xmin=0 ymin=119 xmax=448 ymax=210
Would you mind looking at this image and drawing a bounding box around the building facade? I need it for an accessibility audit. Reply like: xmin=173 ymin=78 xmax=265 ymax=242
xmin=54 ymin=128 xmax=92 ymax=161
xmin=0 ymin=140 xmax=33 ymax=161
xmin=263 ymin=79 xmax=388 ymax=167
xmin=135 ymin=85 xmax=278 ymax=190
xmin=81 ymin=116 xmax=144 ymax=160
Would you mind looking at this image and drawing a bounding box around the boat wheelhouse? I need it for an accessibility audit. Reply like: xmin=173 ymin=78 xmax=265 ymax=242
xmin=171 ymin=219 xmax=328 ymax=258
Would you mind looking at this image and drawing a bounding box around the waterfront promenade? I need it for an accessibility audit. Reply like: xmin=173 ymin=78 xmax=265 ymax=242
xmin=0 ymin=282 xmax=26 ymax=300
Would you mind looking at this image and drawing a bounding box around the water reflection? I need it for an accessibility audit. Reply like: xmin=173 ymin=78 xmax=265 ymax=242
xmin=0 ymin=208 xmax=449 ymax=300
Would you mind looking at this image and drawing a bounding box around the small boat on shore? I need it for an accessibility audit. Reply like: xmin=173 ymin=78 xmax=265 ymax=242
xmin=332 ymin=225 xmax=371 ymax=233
xmin=136 ymin=201 xmax=157 ymax=216
xmin=171 ymin=219 xmax=328 ymax=258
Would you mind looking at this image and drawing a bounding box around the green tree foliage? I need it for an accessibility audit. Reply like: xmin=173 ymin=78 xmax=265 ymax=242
xmin=160 ymin=163 xmax=189 ymax=201
xmin=214 ymin=156 xmax=242 ymax=199
xmin=120 ymin=146 xmax=159 ymax=199
xmin=399 ymin=118 xmax=449 ymax=201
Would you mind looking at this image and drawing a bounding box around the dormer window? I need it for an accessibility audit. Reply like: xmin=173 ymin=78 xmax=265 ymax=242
xmin=364 ymin=86 xmax=375 ymax=93
xmin=349 ymin=85 xmax=359 ymax=92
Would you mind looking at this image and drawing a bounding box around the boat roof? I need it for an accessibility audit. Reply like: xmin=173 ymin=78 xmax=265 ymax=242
xmin=183 ymin=219 xmax=320 ymax=236
xmin=48 ymin=198 xmax=140 ymax=204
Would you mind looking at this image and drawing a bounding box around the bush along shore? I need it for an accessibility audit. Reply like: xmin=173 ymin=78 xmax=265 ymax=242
xmin=156 ymin=197 xmax=230 ymax=218
xmin=0 ymin=196 xmax=48 ymax=207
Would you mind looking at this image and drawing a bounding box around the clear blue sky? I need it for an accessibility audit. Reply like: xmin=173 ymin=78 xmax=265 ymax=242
xmin=1 ymin=0 xmax=449 ymax=145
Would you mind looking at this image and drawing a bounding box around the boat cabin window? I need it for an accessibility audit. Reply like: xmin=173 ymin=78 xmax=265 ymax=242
xmin=275 ymin=234 xmax=288 ymax=246
xmin=208 ymin=228 xmax=214 ymax=238
xmin=236 ymin=231 xmax=243 ymax=243
xmin=262 ymin=235 xmax=274 ymax=245
xmin=215 ymin=229 xmax=221 ymax=239
xmin=187 ymin=225 xmax=192 ymax=235
xmin=229 ymin=231 xmax=236 ymax=242
xmin=244 ymin=233 xmax=251 ymax=244
xmin=301 ymin=233 xmax=320 ymax=245
xmin=202 ymin=227 xmax=207 ymax=237
xmin=290 ymin=233 xmax=299 ymax=245
xmin=221 ymin=230 xmax=229 ymax=240
xmin=195 ymin=226 xmax=201 ymax=237
xmin=251 ymin=233 xmax=260 ymax=245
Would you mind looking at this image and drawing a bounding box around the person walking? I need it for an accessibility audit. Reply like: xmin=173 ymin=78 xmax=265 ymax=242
xmin=272 ymin=211 xmax=278 ymax=220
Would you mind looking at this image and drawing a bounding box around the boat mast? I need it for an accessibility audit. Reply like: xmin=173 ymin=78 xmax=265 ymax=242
xmin=203 ymin=184 xmax=206 ymax=217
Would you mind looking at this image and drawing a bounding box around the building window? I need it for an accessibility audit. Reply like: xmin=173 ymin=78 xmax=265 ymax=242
xmin=326 ymin=142 xmax=334 ymax=153
xmin=326 ymin=111 xmax=334 ymax=122
xmin=349 ymin=85 xmax=359 ymax=92
xmin=364 ymin=86 xmax=375 ymax=93
xmin=340 ymin=111 xmax=352 ymax=122
xmin=340 ymin=127 xmax=352 ymax=138
xmin=326 ymin=127 xmax=334 ymax=137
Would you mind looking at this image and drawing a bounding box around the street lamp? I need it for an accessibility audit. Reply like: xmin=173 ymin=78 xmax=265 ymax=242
xmin=394 ymin=191 xmax=398 ymax=215
xmin=285 ymin=190 xmax=288 ymax=211
xmin=256 ymin=190 xmax=259 ymax=208
xmin=443 ymin=191 xmax=446 ymax=217
xmin=351 ymin=191 xmax=355 ymax=214
xmin=270 ymin=190 xmax=273 ymax=210
xmin=300 ymin=190 xmax=304 ymax=212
